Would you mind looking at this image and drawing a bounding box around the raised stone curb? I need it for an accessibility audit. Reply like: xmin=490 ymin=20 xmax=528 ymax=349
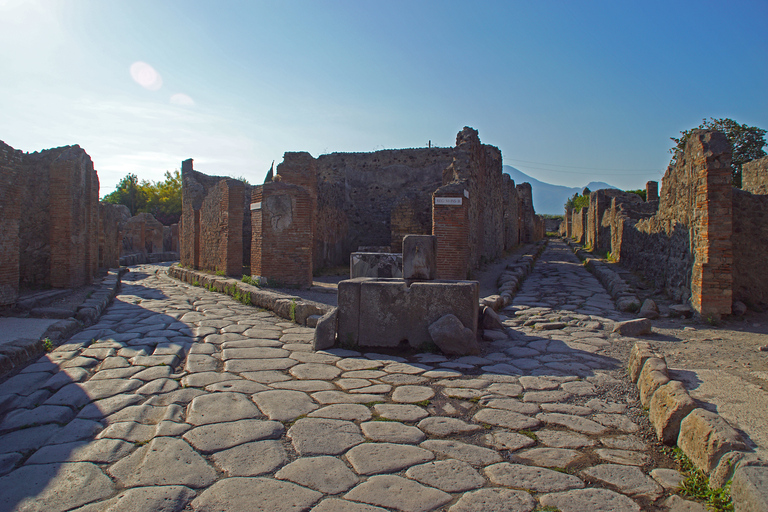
xmin=166 ymin=265 xmax=333 ymax=326
xmin=629 ymin=339 xmax=766 ymax=510
xmin=491 ymin=241 xmax=547 ymax=310
xmin=0 ymin=269 xmax=124 ymax=379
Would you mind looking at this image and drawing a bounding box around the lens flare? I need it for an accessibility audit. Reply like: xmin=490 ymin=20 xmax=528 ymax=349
xmin=130 ymin=61 xmax=163 ymax=90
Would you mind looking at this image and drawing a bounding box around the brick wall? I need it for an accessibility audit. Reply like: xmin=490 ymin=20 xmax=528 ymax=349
xmin=0 ymin=141 xmax=22 ymax=304
xmin=251 ymin=182 xmax=313 ymax=287
xmin=432 ymin=183 xmax=470 ymax=279
xmin=181 ymin=160 xmax=245 ymax=276
xmin=742 ymin=156 xmax=768 ymax=195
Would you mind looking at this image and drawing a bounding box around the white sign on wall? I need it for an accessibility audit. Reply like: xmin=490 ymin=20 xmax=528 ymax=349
xmin=435 ymin=197 xmax=462 ymax=206
xmin=250 ymin=202 xmax=262 ymax=210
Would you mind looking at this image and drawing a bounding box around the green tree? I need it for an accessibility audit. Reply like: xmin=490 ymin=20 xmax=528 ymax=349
xmin=565 ymin=192 xmax=589 ymax=212
xmin=102 ymin=170 xmax=182 ymax=224
xmin=670 ymin=118 xmax=766 ymax=187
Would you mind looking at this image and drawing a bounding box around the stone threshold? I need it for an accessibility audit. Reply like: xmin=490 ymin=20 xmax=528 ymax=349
xmin=165 ymin=265 xmax=333 ymax=327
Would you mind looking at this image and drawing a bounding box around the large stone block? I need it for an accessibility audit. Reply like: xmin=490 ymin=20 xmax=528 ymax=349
xmin=337 ymin=278 xmax=478 ymax=351
xmin=731 ymin=465 xmax=768 ymax=512
xmin=649 ymin=380 xmax=697 ymax=444
xmin=402 ymin=235 xmax=437 ymax=280
xmin=638 ymin=357 xmax=670 ymax=407
xmin=628 ymin=342 xmax=657 ymax=383
xmin=677 ymin=408 xmax=748 ymax=474
xmin=350 ymin=253 xmax=402 ymax=279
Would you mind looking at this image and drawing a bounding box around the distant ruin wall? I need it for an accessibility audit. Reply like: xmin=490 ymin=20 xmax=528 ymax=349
xmin=99 ymin=203 xmax=130 ymax=269
xmin=502 ymin=174 xmax=520 ymax=251
xmin=516 ymin=183 xmax=536 ymax=244
xmin=571 ymin=207 xmax=587 ymax=244
xmin=732 ymin=189 xmax=768 ymax=309
xmin=742 ymin=156 xmax=768 ymax=195
xmin=181 ymin=160 xmax=244 ymax=275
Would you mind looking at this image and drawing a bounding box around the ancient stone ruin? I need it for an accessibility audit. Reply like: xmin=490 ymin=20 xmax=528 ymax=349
xmin=180 ymin=127 xmax=544 ymax=287
xmin=0 ymin=140 xmax=180 ymax=307
xmin=562 ymin=130 xmax=768 ymax=317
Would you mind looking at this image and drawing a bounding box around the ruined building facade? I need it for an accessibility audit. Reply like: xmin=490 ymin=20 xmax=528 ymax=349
xmin=562 ymin=131 xmax=768 ymax=317
xmin=180 ymin=127 xmax=543 ymax=286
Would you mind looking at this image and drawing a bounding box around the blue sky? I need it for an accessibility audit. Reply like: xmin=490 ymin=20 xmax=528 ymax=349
xmin=1 ymin=0 xmax=766 ymax=197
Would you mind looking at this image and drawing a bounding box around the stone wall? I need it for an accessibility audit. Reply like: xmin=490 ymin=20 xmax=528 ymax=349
xmin=732 ymin=189 xmax=768 ymax=309
xmin=571 ymin=207 xmax=587 ymax=244
xmin=516 ymin=183 xmax=536 ymax=244
xmin=742 ymin=156 xmax=768 ymax=195
xmin=390 ymin=192 xmax=432 ymax=254
xmin=123 ymin=212 xmax=164 ymax=257
xmin=502 ymin=174 xmax=520 ymax=250
xmin=0 ymin=141 xmax=101 ymax=302
xmin=181 ymin=159 xmax=244 ymax=276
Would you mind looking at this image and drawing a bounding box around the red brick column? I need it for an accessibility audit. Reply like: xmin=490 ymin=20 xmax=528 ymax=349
xmin=251 ymin=182 xmax=313 ymax=287
xmin=222 ymin=180 xmax=244 ymax=276
xmin=691 ymin=149 xmax=733 ymax=318
xmin=432 ymin=189 xmax=470 ymax=280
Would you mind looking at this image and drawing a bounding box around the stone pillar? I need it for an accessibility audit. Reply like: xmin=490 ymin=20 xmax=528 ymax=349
xmin=432 ymin=185 xmax=470 ymax=280
xmin=251 ymin=182 xmax=313 ymax=287
xmin=690 ymin=133 xmax=733 ymax=318
xmin=646 ymin=181 xmax=659 ymax=202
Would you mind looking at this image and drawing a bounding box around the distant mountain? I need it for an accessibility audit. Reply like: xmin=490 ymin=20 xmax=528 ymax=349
xmin=503 ymin=165 xmax=619 ymax=215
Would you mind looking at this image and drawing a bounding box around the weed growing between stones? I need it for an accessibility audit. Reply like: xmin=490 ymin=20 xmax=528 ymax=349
xmin=519 ymin=430 xmax=538 ymax=441
xmin=534 ymin=506 xmax=561 ymax=512
xmin=673 ymin=448 xmax=734 ymax=511
xmin=215 ymin=270 xmax=225 ymax=276
xmin=241 ymin=275 xmax=259 ymax=287
xmin=42 ymin=338 xmax=53 ymax=352
xmin=414 ymin=399 xmax=431 ymax=407
xmin=192 ymin=281 xmax=200 ymax=287
xmin=289 ymin=299 xmax=297 ymax=323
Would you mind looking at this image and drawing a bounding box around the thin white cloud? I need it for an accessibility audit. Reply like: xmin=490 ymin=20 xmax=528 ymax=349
xmin=130 ymin=61 xmax=163 ymax=91
xmin=170 ymin=93 xmax=195 ymax=106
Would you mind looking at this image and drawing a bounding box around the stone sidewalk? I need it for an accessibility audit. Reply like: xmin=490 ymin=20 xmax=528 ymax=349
xmin=0 ymin=241 xmax=701 ymax=511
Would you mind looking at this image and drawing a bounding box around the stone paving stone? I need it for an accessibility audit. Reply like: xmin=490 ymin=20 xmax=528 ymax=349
xmin=272 ymin=379 xmax=336 ymax=392
xmin=536 ymin=429 xmax=596 ymax=448
xmin=345 ymin=442 xmax=434 ymax=475
xmin=98 ymin=421 xmax=159 ymax=442
xmin=131 ymin=366 xmax=173 ymax=381
xmin=405 ymin=459 xmax=485 ymax=492
xmin=311 ymin=391 xmax=383 ymax=404
xmin=513 ymin=447 xmax=584 ymax=468
xmin=416 ymin=416 xmax=482 ymax=436
xmin=479 ymin=398 xmax=540 ymax=414
xmin=473 ymin=408 xmax=542 ymax=429
xmin=380 ymin=374 xmax=428 ymax=385
xmin=25 ymin=439 xmax=135 ymax=464
xmin=650 ymin=467 xmax=685 ymax=490
xmin=0 ymin=462 xmax=115 ymax=512
xmin=312 ymin=498 xmax=389 ymax=512
xmin=186 ymin=392 xmax=262 ymax=425
xmin=351 ymin=384 xmax=392 ymax=394
xmin=191 ymin=477 xmax=322 ymax=512
xmin=204 ymin=379 xmax=270 ymax=393
xmin=45 ymin=379 xmax=143 ymax=408
xmin=136 ymin=378 xmax=180 ymax=395
xmin=48 ymin=418 xmax=103 ymax=444
xmin=593 ymin=413 xmax=640 ymax=432
xmin=252 ymin=389 xmax=319 ymax=421
xmin=183 ymin=419 xmax=284 ymax=453
xmin=88 ymin=366 xmax=143 ymax=380
xmin=582 ymin=464 xmax=664 ymax=500
xmin=210 ymin=440 xmax=288 ymax=476
xmin=108 ymin=437 xmax=216 ymax=488
xmin=361 ymin=421 xmax=426 ymax=444
xmin=72 ymin=485 xmax=197 ymax=512
xmin=239 ymin=370 xmax=292 ymax=384
xmin=523 ymin=390 xmax=572 ymax=402
xmin=108 ymin=403 xmax=183 ymax=425
xmin=344 ymin=474 xmax=452 ymax=512
xmin=76 ymin=394 xmax=143 ymax=421
xmin=539 ymin=488 xmax=641 ymax=512
xmin=0 ymin=405 xmax=75 ymax=431
xmin=391 ymin=385 xmax=435 ymax=403
xmin=587 ymin=398 xmax=627 ymax=413
xmin=342 ymin=369 xmax=387 ymax=379
xmin=594 ymin=448 xmax=651 ymax=466
xmin=308 ymin=404 xmax=373 ymax=421
xmin=0 ymin=452 xmax=21 ymax=477
xmin=448 ymin=488 xmax=537 ymax=512
xmin=288 ymin=418 xmax=364 ymax=455
xmin=519 ymin=375 xmax=560 ymax=390
xmin=421 ymin=439 xmax=503 ymax=466
xmin=374 ymin=404 xmax=428 ymax=422
xmin=442 ymin=387 xmax=485 ymax=399
xmin=41 ymin=368 xmax=89 ymax=391
xmin=275 ymin=456 xmax=360 ymax=494
xmin=484 ymin=462 xmax=585 ymax=492
xmin=146 ymin=388 xmax=206 ymax=406
xmin=0 ymin=424 xmax=60 ymax=454
xmin=384 ymin=362 xmax=430 ymax=374
xmin=185 ymin=354 xmax=219 ymax=372
xmin=289 ymin=363 xmax=342 ymax=380
xmin=536 ymin=412 xmax=609 ymax=434
xmin=540 ymin=402 xmax=592 ymax=415
xmin=483 ymin=431 xmax=536 ymax=451
xmin=220 ymin=347 xmax=290 ymax=359
xmin=224 ymin=357 xmax=299 ymax=372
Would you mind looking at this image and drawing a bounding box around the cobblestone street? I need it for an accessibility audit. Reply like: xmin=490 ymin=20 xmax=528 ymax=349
xmin=0 ymin=240 xmax=692 ymax=512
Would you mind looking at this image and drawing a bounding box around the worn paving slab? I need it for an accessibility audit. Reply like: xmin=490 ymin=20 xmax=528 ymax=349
xmin=0 ymin=253 xmax=694 ymax=511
